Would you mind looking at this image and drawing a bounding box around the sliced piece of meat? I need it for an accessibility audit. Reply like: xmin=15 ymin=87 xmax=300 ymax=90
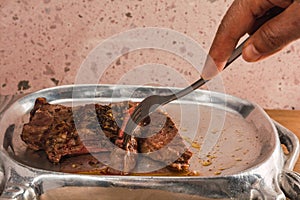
xmin=135 ymin=110 xmax=192 ymax=171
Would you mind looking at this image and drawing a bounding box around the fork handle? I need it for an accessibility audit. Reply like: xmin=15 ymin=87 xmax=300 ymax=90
xmin=166 ymin=39 xmax=244 ymax=103
xmin=165 ymin=6 xmax=284 ymax=104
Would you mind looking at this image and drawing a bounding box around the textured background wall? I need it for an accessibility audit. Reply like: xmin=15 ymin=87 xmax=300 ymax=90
xmin=1 ymin=0 xmax=299 ymax=109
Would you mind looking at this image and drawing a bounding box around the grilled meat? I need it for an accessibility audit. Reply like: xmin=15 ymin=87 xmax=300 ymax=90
xmin=21 ymin=97 xmax=192 ymax=174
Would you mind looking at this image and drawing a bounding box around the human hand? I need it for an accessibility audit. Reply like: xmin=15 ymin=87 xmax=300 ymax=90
xmin=202 ymin=0 xmax=300 ymax=79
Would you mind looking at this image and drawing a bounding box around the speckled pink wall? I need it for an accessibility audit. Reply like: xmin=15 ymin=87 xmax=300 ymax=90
xmin=1 ymin=0 xmax=299 ymax=109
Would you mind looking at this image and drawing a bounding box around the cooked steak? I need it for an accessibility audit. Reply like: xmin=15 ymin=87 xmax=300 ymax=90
xmin=21 ymin=97 xmax=124 ymax=163
xmin=21 ymin=97 xmax=192 ymax=174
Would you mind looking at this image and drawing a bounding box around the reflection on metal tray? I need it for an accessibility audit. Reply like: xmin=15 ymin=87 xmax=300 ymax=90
xmin=0 ymin=84 xmax=299 ymax=200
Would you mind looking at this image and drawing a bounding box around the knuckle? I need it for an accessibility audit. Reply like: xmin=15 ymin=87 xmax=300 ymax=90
xmin=269 ymin=0 xmax=293 ymax=8
xmin=258 ymin=24 xmax=283 ymax=51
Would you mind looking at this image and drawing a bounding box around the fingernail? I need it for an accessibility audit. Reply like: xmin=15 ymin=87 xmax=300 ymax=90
xmin=243 ymin=44 xmax=262 ymax=62
xmin=201 ymin=57 xmax=224 ymax=80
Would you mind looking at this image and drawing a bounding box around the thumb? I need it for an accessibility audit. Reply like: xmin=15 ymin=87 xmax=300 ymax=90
xmin=243 ymin=2 xmax=300 ymax=62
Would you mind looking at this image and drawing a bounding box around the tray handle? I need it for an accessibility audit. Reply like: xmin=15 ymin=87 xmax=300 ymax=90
xmin=274 ymin=121 xmax=299 ymax=170
xmin=0 ymin=164 xmax=4 ymax=198
xmin=280 ymin=170 xmax=300 ymax=199
xmin=275 ymin=121 xmax=300 ymax=199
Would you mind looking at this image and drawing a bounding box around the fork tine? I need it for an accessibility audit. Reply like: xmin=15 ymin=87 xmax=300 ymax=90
xmin=125 ymin=113 xmax=141 ymax=134
xmin=122 ymin=118 xmax=136 ymax=147
xmin=134 ymin=112 xmax=145 ymax=124
xmin=122 ymin=104 xmax=144 ymax=147
xmin=130 ymin=107 xmax=141 ymax=122
xmin=123 ymin=134 xmax=131 ymax=147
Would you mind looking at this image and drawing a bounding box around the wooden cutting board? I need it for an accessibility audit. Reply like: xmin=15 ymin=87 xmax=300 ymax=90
xmin=265 ymin=110 xmax=300 ymax=172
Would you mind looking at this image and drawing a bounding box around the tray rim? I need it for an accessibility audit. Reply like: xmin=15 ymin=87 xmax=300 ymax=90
xmin=0 ymin=84 xmax=284 ymax=176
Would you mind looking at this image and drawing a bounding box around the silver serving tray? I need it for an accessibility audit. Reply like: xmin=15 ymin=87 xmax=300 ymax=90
xmin=0 ymin=84 xmax=299 ymax=200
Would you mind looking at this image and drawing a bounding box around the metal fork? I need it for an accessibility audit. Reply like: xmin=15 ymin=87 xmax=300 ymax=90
xmin=122 ymin=39 xmax=246 ymax=146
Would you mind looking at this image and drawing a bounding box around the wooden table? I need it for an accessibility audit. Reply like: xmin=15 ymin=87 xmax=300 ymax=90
xmin=265 ymin=110 xmax=300 ymax=172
